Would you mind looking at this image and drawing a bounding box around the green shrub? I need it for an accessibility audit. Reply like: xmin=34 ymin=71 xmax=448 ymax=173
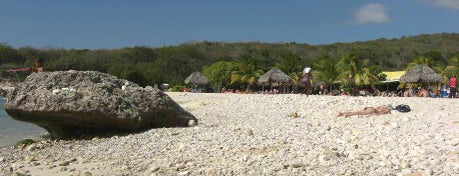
xmin=171 ymin=85 xmax=184 ymax=92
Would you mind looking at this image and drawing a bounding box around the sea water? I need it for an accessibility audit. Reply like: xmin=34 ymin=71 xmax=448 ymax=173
xmin=0 ymin=98 xmax=46 ymax=148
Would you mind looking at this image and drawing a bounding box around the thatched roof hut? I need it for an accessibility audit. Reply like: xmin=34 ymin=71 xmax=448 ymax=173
xmin=399 ymin=65 xmax=442 ymax=83
xmin=184 ymin=71 xmax=209 ymax=85
xmin=258 ymin=68 xmax=292 ymax=84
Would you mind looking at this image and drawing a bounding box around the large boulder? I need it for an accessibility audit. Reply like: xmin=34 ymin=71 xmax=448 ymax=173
xmin=4 ymin=71 xmax=197 ymax=138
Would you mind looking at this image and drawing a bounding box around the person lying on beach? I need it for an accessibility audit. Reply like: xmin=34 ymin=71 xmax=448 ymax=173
xmin=336 ymin=105 xmax=391 ymax=118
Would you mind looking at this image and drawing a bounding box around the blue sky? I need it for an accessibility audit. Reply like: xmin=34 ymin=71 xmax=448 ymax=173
xmin=1 ymin=0 xmax=458 ymax=49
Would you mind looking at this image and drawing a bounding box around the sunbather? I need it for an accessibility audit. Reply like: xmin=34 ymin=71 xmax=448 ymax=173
xmin=336 ymin=105 xmax=391 ymax=118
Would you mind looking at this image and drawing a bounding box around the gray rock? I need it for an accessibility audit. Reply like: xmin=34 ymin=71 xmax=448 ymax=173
xmin=5 ymin=71 xmax=197 ymax=138
xmin=0 ymin=87 xmax=15 ymax=97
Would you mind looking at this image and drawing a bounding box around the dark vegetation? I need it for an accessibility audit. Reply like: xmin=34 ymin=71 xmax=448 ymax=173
xmin=1 ymin=33 xmax=458 ymax=93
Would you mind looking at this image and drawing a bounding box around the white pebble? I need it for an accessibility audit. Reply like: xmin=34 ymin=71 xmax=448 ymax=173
xmin=188 ymin=120 xmax=196 ymax=127
xmin=52 ymin=89 xmax=61 ymax=95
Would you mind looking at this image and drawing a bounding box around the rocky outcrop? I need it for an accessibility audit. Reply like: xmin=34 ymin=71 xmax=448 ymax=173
xmin=4 ymin=71 xmax=197 ymax=138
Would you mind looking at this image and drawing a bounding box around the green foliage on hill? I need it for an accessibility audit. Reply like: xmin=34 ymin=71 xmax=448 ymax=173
xmin=1 ymin=33 xmax=458 ymax=92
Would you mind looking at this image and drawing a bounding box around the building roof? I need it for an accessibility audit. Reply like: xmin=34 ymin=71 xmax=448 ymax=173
xmin=382 ymin=71 xmax=406 ymax=81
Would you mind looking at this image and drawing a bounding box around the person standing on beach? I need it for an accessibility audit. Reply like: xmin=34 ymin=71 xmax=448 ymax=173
xmin=449 ymin=75 xmax=456 ymax=98
xmin=302 ymin=66 xmax=313 ymax=95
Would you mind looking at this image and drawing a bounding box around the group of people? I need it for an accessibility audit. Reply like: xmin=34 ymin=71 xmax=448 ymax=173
xmin=409 ymin=76 xmax=457 ymax=98
xmin=336 ymin=76 xmax=456 ymax=118
xmin=402 ymin=75 xmax=457 ymax=98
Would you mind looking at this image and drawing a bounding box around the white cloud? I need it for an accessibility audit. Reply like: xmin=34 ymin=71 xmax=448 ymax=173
xmin=424 ymin=0 xmax=459 ymax=10
xmin=353 ymin=3 xmax=391 ymax=24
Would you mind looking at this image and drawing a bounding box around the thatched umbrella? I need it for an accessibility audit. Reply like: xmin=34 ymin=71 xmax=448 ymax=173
xmin=258 ymin=68 xmax=292 ymax=92
xmin=184 ymin=71 xmax=209 ymax=85
xmin=399 ymin=65 xmax=442 ymax=83
xmin=259 ymin=68 xmax=292 ymax=84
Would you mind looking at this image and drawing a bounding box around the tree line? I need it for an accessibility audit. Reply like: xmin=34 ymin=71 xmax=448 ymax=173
xmin=0 ymin=33 xmax=458 ymax=94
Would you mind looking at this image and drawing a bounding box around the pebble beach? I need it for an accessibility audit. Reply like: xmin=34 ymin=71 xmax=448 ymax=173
xmin=1 ymin=92 xmax=458 ymax=176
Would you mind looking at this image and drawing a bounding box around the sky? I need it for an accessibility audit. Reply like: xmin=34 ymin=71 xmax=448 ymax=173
xmin=0 ymin=0 xmax=458 ymax=49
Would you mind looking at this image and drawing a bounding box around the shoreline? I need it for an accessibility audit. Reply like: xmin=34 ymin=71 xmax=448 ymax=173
xmin=1 ymin=92 xmax=458 ymax=175
xmin=0 ymin=97 xmax=47 ymax=150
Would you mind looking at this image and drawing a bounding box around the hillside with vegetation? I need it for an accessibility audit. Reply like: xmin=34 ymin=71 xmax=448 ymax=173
xmin=1 ymin=32 xmax=458 ymax=93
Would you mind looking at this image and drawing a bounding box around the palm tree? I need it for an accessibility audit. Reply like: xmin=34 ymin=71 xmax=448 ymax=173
xmin=337 ymin=52 xmax=362 ymax=94
xmin=313 ymin=58 xmax=340 ymax=92
xmin=337 ymin=52 xmax=380 ymax=95
xmin=443 ymin=55 xmax=459 ymax=81
xmin=231 ymin=63 xmax=263 ymax=92
xmin=355 ymin=65 xmax=380 ymax=90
